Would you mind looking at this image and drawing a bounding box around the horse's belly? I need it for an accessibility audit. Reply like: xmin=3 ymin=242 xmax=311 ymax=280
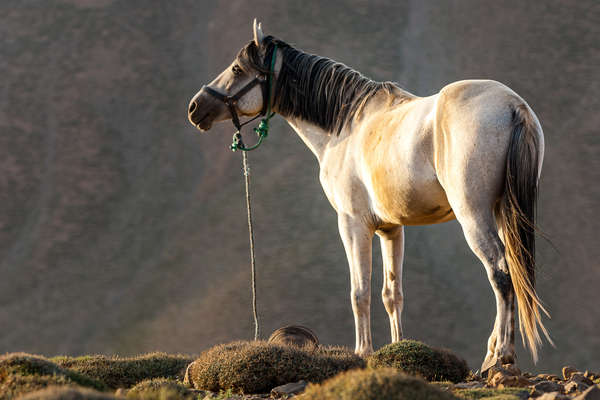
xmin=369 ymin=173 xmax=455 ymax=226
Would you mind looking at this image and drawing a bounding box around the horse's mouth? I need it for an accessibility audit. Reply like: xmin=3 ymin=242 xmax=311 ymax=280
xmin=195 ymin=120 xmax=211 ymax=132
xmin=190 ymin=112 xmax=213 ymax=132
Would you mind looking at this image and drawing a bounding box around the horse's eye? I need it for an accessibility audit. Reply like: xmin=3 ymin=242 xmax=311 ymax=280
xmin=232 ymin=65 xmax=243 ymax=76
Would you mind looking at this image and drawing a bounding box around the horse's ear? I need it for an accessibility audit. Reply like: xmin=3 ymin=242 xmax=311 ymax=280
xmin=253 ymin=18 xmax=265 ymax=47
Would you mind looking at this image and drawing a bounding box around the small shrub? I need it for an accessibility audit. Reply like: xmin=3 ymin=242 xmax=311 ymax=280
xmin=127 ymin=378 xmax=194 ymax=400
xmin=368 ymin=340 xmax=469 ymax=383
xmin=18 ymin=386 xmax=120 ymax=400
xmin=53 ymin=353 xmax=193 ymax=389
xmin=300 ymin=367 xmax=458 ymax=400
xmin=186 ymin=341 xmax=365 ymax=394
xmin=0 ymin=353 xmax=106 ymax=399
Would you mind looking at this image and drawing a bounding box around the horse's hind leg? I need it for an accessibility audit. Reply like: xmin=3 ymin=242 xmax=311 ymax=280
xmin=377 ymin=226 xmax=405 ymax=343
xmin=455 ymin=209 xmax=516 ymax=372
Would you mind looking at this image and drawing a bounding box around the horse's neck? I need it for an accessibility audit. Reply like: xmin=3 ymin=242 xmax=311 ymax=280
xmin=285 ymin=117 xmax=333 ymax=162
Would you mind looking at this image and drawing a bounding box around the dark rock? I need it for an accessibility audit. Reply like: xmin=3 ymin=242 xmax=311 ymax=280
xmin=573 ymin=385 xmax=600 ymax=400
xmin=572 ymin=373 xmax=595 ymax=386
xmin=533 ymin=381 xmax=563 ymax=393
xmin=271 ymin=380 xmax=308 ymax=397
xmin=537 ymin=374 xmax=561 ymax=381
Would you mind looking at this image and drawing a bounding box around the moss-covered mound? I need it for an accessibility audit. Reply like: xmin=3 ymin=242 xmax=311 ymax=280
xmin=0 ymin=353 xmax=106 ymax=399
xmin=368 ymin=340 xmax=469 ymax=383
xmin=127 ymin=378 xmax=194 ymax=400
xmin=186 ymin=341 xmax=365 ymax=394
xmin=18 ymin=387 xmax=121 ymax=400
xmin=52 ymin=353 xmax=193 ymax=389
xmin=300 ymin=367 xmax=458 ymax=400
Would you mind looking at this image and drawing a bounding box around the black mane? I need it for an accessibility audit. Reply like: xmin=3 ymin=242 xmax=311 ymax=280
xmin=239 ymin=38 xmax=398 ymax=135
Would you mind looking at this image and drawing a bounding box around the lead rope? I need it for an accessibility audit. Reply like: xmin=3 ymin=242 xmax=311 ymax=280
xmin=242 ymin=151 xmax=259 ymax=340
xmin=233 ymin=44 xmax=278 ymax=341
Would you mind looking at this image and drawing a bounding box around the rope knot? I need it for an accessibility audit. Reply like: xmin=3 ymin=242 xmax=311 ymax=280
xmin=254 ymin=119 xmax=269 ymax=138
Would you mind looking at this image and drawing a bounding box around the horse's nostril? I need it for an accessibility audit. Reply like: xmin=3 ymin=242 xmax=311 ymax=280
xmin=188 ymin=101 xmax=197 ymax=114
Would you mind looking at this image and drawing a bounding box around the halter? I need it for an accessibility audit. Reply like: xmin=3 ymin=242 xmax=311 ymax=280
xmin=202 ymin=44 xmax=278 ymax=151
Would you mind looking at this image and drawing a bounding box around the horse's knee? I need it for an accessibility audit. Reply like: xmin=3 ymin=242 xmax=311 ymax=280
xmin=381 ymin=286 xmax=403 ymax=312
xmin=351 ymin=288 xmax=370 ymax=310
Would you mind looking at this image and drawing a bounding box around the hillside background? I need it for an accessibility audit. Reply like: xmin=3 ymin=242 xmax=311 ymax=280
xmin=1 ymin=0 xmax=598 ymax=372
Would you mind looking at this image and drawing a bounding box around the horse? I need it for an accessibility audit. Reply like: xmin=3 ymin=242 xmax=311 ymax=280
xmin=187 ymin=20 xmax=551 ymax=373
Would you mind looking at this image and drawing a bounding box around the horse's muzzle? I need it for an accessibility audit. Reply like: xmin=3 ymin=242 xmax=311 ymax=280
xmin=188 ymin=97 xmax=212 ymax=131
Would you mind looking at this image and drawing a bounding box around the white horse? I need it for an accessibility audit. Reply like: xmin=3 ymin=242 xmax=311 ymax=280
xmin=188 ymin=20 xmax=551 ymax=372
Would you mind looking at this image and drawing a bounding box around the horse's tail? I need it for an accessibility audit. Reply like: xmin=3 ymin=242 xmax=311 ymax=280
xmin=498 ymin=103 xmax=551 ymax=363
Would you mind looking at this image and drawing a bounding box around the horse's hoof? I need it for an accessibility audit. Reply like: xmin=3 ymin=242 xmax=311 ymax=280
xmin=480 ymin=355 xmax=499 ymax=377
xmin=355 ymin=349 xmax=373 ymax=357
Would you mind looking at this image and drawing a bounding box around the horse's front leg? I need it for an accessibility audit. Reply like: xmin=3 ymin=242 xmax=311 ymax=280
xmin=377 ymin=226 xmax=405 ymax=343
xmin=338 ymin=213 xmax=374 ymax=356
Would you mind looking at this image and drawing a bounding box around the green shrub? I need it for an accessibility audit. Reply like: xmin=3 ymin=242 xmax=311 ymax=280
xmin=368 ymin=340 xmax=469 ymax=383
xmin=53 ymin=353 xmax=193 ymax=389
xmin=18 ymin=386 xmax=120 ymax=400
xmin=0 ymin=353 xmax=106 ymax=399
xmin=186 ymin=341 xmax=365 ymax=394
xmin=300 ymin=367 xmax=458 ymax=400
xmin=127 ymin=378 xmax=194 ymax=400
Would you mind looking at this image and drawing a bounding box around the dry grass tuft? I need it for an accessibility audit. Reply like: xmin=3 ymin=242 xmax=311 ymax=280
xmin=126 ymin=378 xmax=195 ymax=400
xmin=453 ymin=387 xmax=528 ymax=400
xmin=367 ymin=340 xmax=469 ymax=383
xmin=18 ymin=386 xmax=121 ymax=400
xmin=186 ymin=340 xmax=365 ymax=394
xmin=52 ymin=353 xmax=193 ymax=389
xmin=0 ymin=353 xmax=107 ymax=399
xmin=300 ymin=367 xmax=458 ymax=400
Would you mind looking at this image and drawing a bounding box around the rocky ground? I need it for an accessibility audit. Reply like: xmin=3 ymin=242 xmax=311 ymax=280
xmin=2 ymin=343 xmax=599 ymax=400
xmin=188 ymin=365 xmax=600 ymax=400
xmin=459 ymin=363 xmax=600 ymax=400
xmin=86 ymin=362 xmax=600 ymax=400
xmin=158 ymin=363 xmax=600 ymax=400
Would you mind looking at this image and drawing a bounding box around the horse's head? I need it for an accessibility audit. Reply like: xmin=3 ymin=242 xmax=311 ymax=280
xmin=188 ymin=19 xmax=275 ymax=132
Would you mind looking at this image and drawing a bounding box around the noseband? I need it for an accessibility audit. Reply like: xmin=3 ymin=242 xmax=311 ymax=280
xmin=202 ymin=75 xmax=267 ymax=131
xmin=202 ymin=44 xmax=278 ymax=151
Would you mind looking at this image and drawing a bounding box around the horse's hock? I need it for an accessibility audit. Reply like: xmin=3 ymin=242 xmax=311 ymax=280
xmin=268 ymin=325 xmax=319 ymax=351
